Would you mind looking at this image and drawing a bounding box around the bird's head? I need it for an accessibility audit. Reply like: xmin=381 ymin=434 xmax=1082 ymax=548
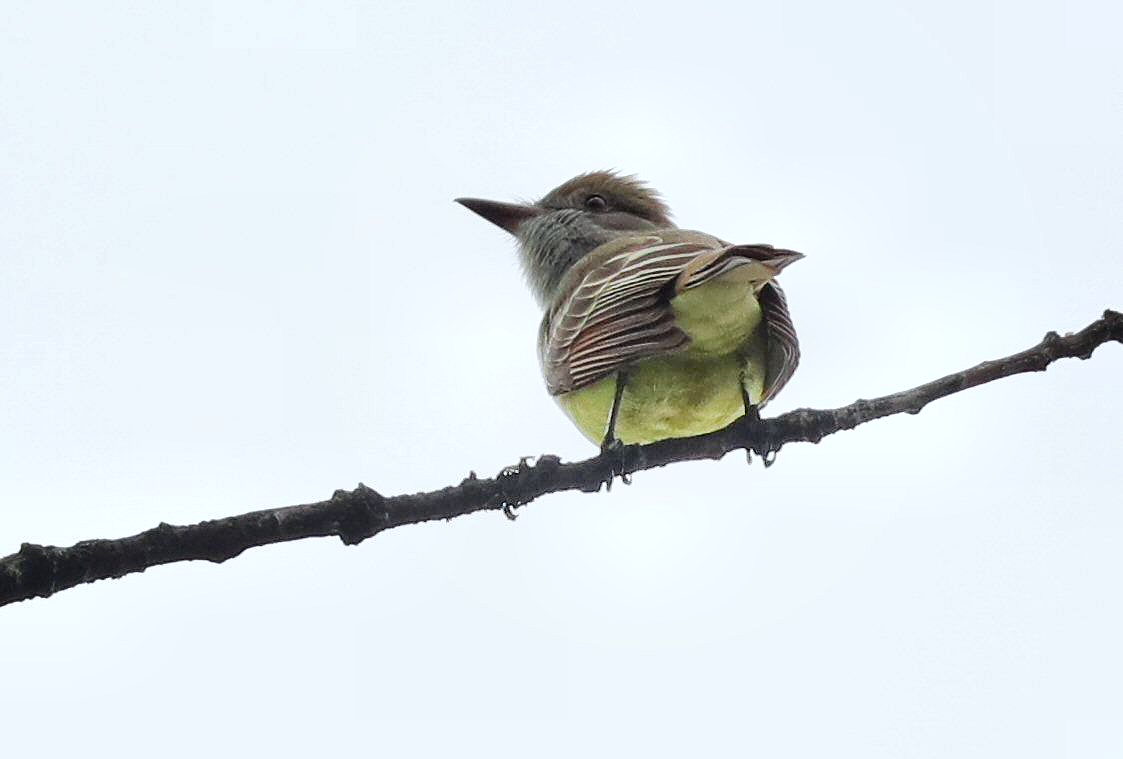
xmin=457 ymin=171 xmax=674 ymax=304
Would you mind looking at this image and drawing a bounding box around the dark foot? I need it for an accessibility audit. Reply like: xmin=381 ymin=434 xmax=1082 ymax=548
xmin=743 ymin=413 xmax=781 ymax=468
xmin=741 ymin=403 xmax=762 ymax=464
xmin=599 ymin=437 xmax=631 ymax=491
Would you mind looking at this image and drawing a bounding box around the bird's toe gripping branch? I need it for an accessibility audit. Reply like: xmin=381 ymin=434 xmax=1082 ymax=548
xmin=598 ymin=438 xmax=632 ymax=492
xmin=737 ymin=411 xmax=782 ymax=468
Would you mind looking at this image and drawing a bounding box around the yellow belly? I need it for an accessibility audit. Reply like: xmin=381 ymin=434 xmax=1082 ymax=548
xmin=555 ymin=273 xmax=767 ymax=446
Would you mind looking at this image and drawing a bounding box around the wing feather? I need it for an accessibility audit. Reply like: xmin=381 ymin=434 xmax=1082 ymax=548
xmin=540 ymin=236 xmax=710 ymax=394
xmin=539 ymin=232 xmax=800 ymax=397
xmin=758 ymin=281 xmax=800 ymax=404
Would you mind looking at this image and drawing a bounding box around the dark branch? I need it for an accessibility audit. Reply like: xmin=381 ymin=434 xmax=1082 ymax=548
xmin=2 ymin=309 xmax=1120 ymax=608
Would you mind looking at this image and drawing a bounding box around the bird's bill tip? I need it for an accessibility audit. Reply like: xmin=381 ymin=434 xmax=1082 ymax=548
xmin=768 ymin=250 xmax=806 ymax=271
xmin=455 ymin=197 xmax=541 ymax=235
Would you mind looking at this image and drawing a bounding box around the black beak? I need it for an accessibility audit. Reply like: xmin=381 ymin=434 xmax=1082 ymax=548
xmin=455 ymin=197 xmax=542 ymax=235
xmin=763 ymin=250 xmax=806 ymax=272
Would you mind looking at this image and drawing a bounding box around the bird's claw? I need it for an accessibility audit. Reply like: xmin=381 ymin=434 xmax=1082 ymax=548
xmin=741 ymin=408 xmax=781 ymax=467
xmin=599 ymin=438 xmax=631 ymax=491
xmin=758 ymin=447 xmax=779 ymax=467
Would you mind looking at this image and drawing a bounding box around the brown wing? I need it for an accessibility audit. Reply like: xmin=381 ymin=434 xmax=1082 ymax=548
xmin=757 ymin=281 xmax=800 ymax=405
xmin=539 ymin=232 xmax=800 ymax=396
xmin=538 ymin=234 xmax=715 ymax=395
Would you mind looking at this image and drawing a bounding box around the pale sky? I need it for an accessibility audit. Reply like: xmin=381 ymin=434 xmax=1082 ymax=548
xmin=2 ymin=1 xmax=1121 ymax=756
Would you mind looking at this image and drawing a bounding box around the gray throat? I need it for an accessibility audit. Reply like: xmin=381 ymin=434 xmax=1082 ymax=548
xmin=516 ymin=210 xmax=618 ymax=307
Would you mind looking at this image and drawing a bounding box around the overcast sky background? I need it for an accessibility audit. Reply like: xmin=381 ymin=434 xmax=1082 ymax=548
xmin=2 ymin=1 xmax=1121 ymax=756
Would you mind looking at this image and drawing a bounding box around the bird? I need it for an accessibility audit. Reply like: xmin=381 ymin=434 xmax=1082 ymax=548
xmin=456 ymin=170 xmax=803 ymax=459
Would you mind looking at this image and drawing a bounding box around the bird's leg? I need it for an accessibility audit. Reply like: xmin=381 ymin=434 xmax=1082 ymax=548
xmin=603 ymin=369 xmax=628 ymax=446
xmin=740 ymin=383 xmax=761 ymax=423
xmin=740 ymin=371 xmax=761 ymax=464
xmin=600 ymin=369 xmax=631 ymax=490
xmin=740 ymin=371 xmax=780 ymax=467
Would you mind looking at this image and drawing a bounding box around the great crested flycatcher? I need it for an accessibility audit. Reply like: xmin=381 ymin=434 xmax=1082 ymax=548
xmin=457 ymin=171 xmax=803 ymax=451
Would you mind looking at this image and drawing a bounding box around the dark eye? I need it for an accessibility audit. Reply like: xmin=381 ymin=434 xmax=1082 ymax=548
xmin=584 ymin=194 xmax=608 ymax=211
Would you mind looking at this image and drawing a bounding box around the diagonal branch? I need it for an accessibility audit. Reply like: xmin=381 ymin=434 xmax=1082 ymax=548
xmin=2 ymin=309 xmax=1120 ymax=609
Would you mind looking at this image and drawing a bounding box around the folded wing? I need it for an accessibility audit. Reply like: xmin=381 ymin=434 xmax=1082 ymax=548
xmin=539 ymin=231 xmax=801 ymax=401
xmin=758 ymin=281 xmax=800 ymax=404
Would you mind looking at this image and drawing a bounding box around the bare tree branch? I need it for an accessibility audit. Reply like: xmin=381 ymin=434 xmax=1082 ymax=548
xmin=2 ymin=309 xmax=1120 ymax=608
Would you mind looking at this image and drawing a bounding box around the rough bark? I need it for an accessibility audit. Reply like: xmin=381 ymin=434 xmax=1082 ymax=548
xmin=2 ymin=309 xmax=1120 ymax=609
